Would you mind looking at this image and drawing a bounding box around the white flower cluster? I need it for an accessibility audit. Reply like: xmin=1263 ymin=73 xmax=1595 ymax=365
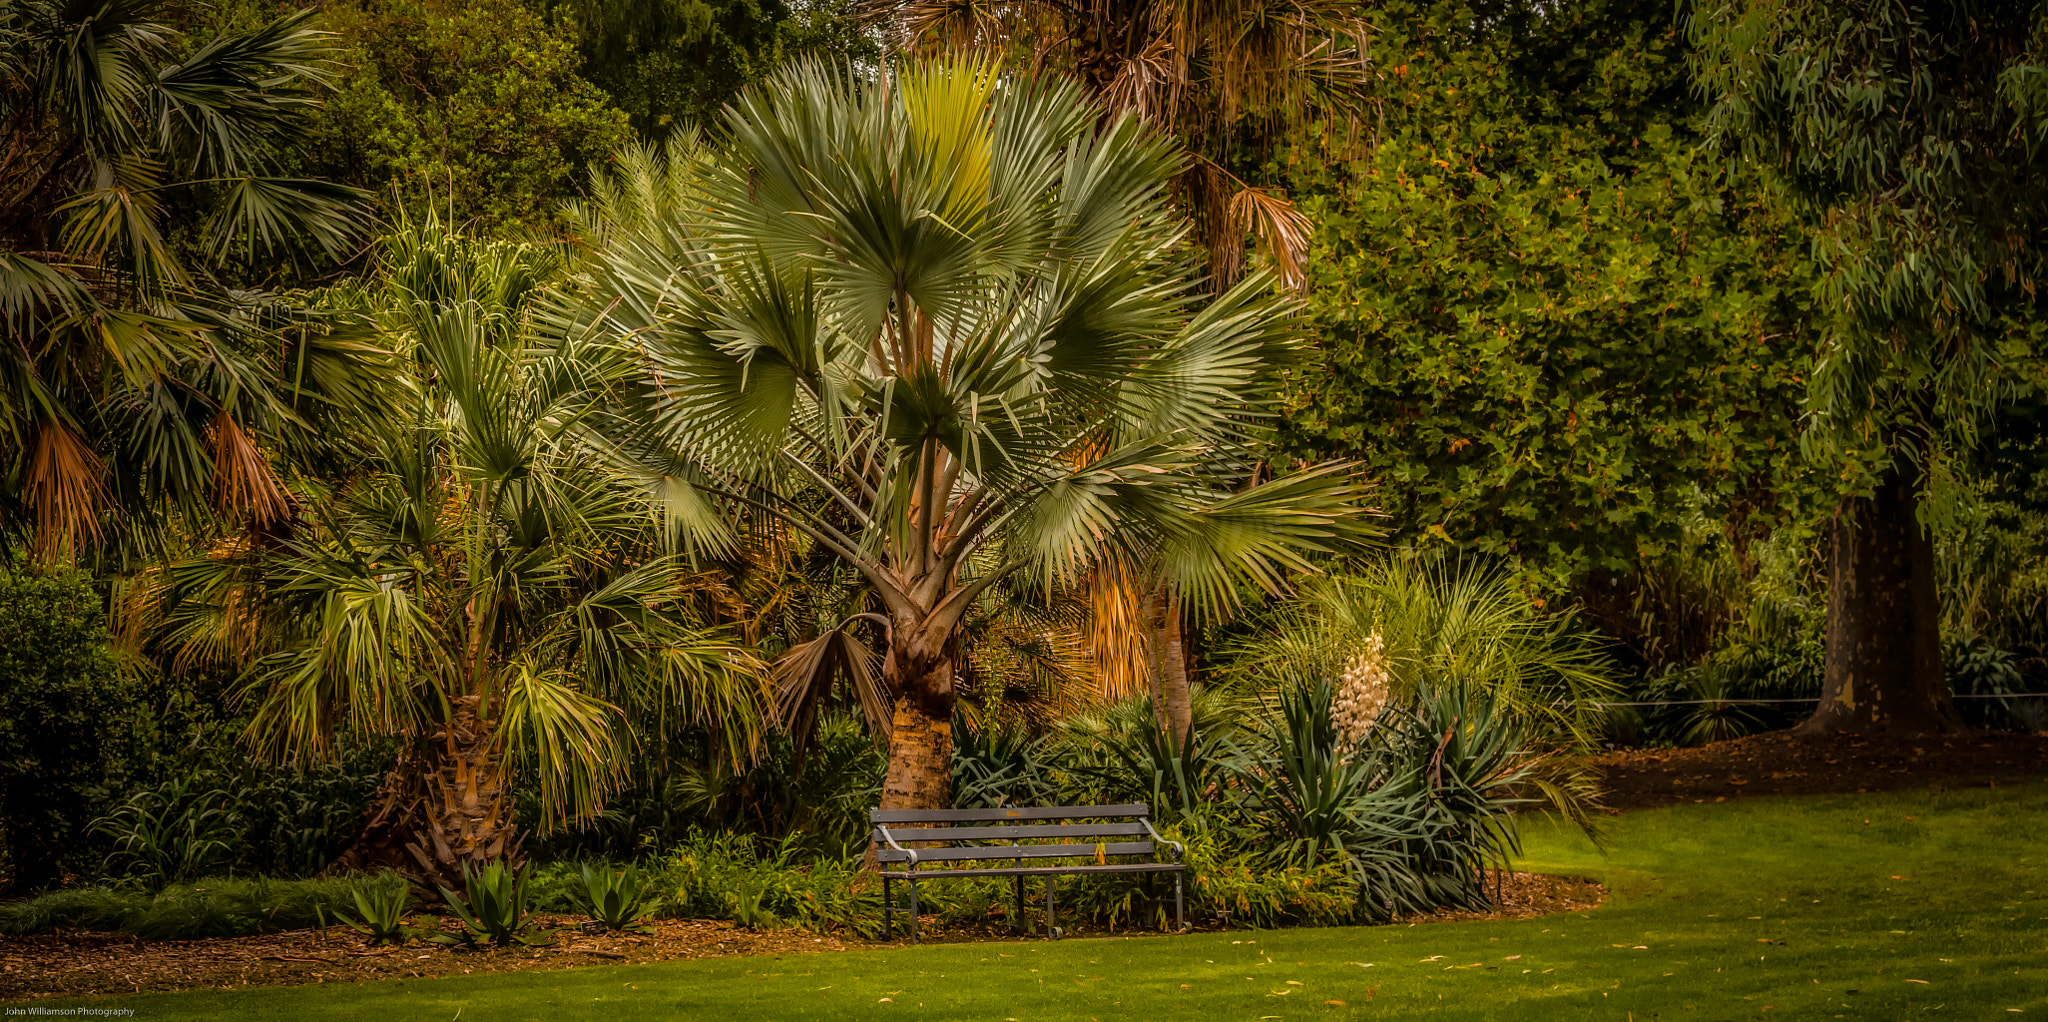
xmin=1334 ymin=633 xmax=1392 ymax=755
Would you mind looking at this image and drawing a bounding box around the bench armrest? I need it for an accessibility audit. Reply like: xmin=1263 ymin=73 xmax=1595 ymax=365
xmin=877 ymin=825 xmax=919 ymax=868
xmin=1138 ymin=818 xmax=1184 ymax=864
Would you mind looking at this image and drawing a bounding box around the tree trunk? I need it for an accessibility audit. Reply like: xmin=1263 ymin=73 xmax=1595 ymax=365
xmin=332 ymin=694 xmax=520 ymax=891
xmin=878 ymin=626 xmax=956 ymax=812
xmin=1150 ymin=586 xmax=1192 ymax=748
xmin=1798 ymin=467 xmax=1962 ymax=737
xmin=879 ymin=694 xmax=953 ymax=811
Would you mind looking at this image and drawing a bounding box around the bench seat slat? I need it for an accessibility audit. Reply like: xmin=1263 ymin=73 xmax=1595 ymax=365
xmin=870 ymin=804 xmax=1148 ymax=823
xmin=877 ymin=841 xmax=1155 ymax=863
xmin=879 ymin=862 xmax=1185 ymax=880
xmin=874 ymin=822 xmax=1149 ymax=842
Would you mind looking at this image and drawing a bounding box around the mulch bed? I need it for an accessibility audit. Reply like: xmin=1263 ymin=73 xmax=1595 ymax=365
xmin=2 ymin=872 xmax=1608 ymax=1000
xmin=1 ymin=915 xmax=861 ymax=1000
xmin=1591 ymin=728 xmax=2048 ymax=811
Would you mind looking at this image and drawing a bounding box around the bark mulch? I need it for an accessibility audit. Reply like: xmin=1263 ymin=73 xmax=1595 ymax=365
xmin=3 ymin=873 xmax=1607 ymax=1000
xmin=1591 ymin=727 xmax=2048 ymax=811
xmin=1 ymin=915 xmax=859 ymax=1000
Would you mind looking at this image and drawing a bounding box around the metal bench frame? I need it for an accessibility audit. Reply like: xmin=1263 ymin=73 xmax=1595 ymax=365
xmin=870 ymin=803 xmax=1186 ymax=943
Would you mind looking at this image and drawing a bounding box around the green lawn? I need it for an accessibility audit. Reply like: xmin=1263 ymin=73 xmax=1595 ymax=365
xmin=45 ymin=783 xmax=2048 ymax=1020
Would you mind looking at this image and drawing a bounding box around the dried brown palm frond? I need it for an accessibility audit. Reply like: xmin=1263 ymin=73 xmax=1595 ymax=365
xmin=1084 ymin=551 xmax=1155 ymax=703
xmin=1227 ymin=181 xmax=1314 ymax=290
xmin=27 ymin=417 xmax=107 ymax=561
xmin=210 ymin=411 xmax=292 ymax=527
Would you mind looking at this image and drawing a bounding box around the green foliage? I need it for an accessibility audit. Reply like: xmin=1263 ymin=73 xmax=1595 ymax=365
xmin=533 ymin=712 xmax=884 ymax=863
xmin=0 ymin=873 xmax=399 ymax=938
xmin=654 ymin=832 xmax=877 ymax=935
xmin=1690 ymin=0 xmax=2048 ymax=463
xmin=1 ymin=1 xmax=382 ymax=559
xmin=430 ymin=862 xmax=554 ymax=947
xmin=1222 ymin=555 xmax=1619 ymax=749
xmin=89 ymin=778 xmax=238 ymax=887
xmin=575 ymin=862 xmax=661 ymax=932
xmin=0 ymin=563 xmax=135 ymax=890
xmin=549 ymin=0 xmax=877 ymax=136
xmin=303 ymin=0 xmax=632 ymax=229
xmin=1281 ymin=0 xmax=1827 ymax=586
xmin=336 ymin=875 xmax=414 ymax=945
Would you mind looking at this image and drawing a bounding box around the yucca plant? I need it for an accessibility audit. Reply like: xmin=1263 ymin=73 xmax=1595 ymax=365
xmin=576 ymin=863 xmax=661 ymax=934
xmin=430 ymin=861 xmax=553 ymax=948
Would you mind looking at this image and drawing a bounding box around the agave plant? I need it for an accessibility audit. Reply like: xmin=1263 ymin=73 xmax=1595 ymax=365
xmin=430 ymin=861 xmax=553 ymax=949
xmin=336 ymin=874 xmax=413 ymax=946
xmin=562 ymin=59 xmax=1376 ymax=814
xmin=575 ymin=863 xmax=661 ymax=934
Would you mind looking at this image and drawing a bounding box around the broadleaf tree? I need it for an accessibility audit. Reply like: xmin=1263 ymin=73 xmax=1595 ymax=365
xmin=1690 ymin=0 xmax=2048 ymax=734
xmin=563 ymin=60 xmax=1378 ymax=813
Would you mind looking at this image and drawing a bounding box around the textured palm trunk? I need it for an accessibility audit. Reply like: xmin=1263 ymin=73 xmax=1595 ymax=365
xmin=1147 ymin=586 xmax=1192 ymax=748
xmin=334 ymin=694 xmax=520 ymax=890
xmin=1799 ymin=467 xmax=1962 ymax=736
xmin=878 ymin=627 xmax=956 ymax=812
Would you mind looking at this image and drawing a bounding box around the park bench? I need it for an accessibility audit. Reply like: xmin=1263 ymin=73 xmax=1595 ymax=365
xmin=870 ymin=802 xmax=1186 ymax=942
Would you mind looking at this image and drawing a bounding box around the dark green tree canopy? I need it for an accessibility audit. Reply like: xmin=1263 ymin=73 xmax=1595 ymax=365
xmin=1690 ymin=0 xmax=2048 ymax=458
xmin=1280 ymin=0 xmax=1828 ymax=586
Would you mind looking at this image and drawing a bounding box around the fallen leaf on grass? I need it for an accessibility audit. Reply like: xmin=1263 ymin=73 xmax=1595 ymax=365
xmin=1906 ymin=979 xmax=1930 ymax=985
xmin=1349 ymin=962 xmax=1374 ymax=969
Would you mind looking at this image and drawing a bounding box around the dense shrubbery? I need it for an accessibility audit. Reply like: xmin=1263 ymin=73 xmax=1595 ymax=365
xmin=0 ymin=564 xmax=138 ymax=892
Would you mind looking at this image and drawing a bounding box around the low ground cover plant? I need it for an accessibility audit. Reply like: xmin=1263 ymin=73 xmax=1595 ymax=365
xmin=0 ymin=873 xmax=403 ymax=939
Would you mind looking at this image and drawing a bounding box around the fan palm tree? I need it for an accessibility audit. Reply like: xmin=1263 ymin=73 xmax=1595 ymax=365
xmin=168 ymin=221 xmax=768 ymax=886
xmin=863 ymin=0 xmax=1372 ymax=288
xmin=866 ymin=1 xmax=1376 ymax=746
xmin=563 ymin=60 xmax=1376 ymax=812
xmin=0 ymin=1 xmax=372 ymax=559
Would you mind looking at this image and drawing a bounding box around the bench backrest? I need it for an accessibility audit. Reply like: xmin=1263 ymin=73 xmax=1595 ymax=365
xmin=869 ymin=803 xmax=1159 ymax=867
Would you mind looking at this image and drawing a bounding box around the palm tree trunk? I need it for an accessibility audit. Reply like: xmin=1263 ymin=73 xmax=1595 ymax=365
xmin=333 ymin=695 xmax=520 ymax=890
xmin=1148 ymin=586 xmax=1192 ymax=748
xmin=879 ymin=693 xmax=954 ymax=811
xmin=1798 ymin=466 xmax=1962 ymax=736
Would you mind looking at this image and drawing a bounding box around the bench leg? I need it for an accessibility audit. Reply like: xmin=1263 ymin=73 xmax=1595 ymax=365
xmin=1013 ymin=875 xmax=1024 ymax=937
xmin=882 ymin=875 xmax=892 ymax=941
xmin=1175 ymin=872 xmax=1185 ymax=933
xmin=1046 ymin=877 xmax=1057 ymax=939
xmin=908 ymin=879 xmax=920 ymax=944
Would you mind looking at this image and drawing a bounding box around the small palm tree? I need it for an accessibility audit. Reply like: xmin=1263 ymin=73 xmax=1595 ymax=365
xmin=565 ymin=60 xmax=1376 ymax=812
xmin=0 ymin=2 xmax=375 ymax=558
xmin=171 ymin=221 xmax=768 ymax=886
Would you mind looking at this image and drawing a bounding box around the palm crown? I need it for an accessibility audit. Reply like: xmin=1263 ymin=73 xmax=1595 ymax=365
xmin=1 ymin=1 xmax=370 ymax=559
xmin=172 ymin=222 xmax=766 ymax=884
xmin=567 ymin=59 xmax=1375 ymax=810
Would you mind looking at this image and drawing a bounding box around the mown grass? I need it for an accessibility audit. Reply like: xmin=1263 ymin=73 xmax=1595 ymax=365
xmin=42 ymin=782 xmax=2048 ymax=1020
